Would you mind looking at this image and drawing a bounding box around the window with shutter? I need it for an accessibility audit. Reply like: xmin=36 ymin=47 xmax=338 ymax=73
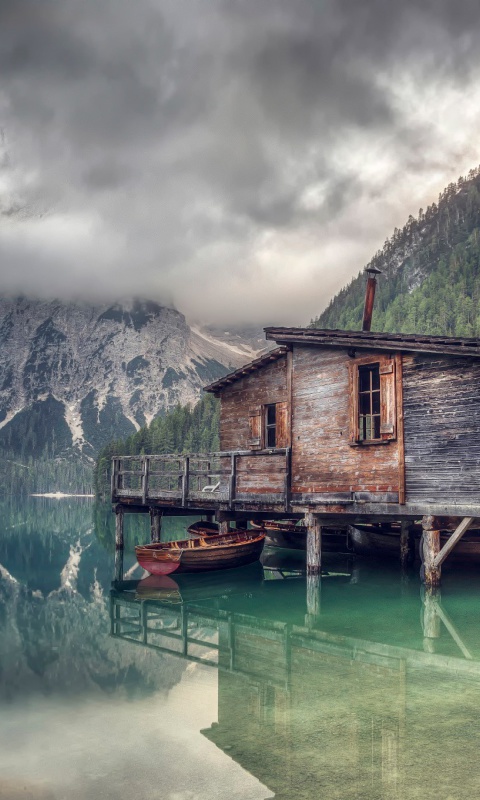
xmin=379 ymin=360 xmax=396 ymax=439
xmin=248 ymin=408 xmax=262 ymax=449
xmin=275 ymin=401 xmax=289 ymax=448
xmin=349 ymin=357 xmax=396 ymax=444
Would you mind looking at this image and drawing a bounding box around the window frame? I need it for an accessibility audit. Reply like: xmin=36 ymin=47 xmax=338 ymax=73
xmin=349 ymin=355 xmax=397 ymax=446
xmin=358 ymin=362 xmax=381 ymax=442
xmin=248 ymin=401 xmax=289 ymax=450
xmin=264 ymin=403 xmax=277 ymax=448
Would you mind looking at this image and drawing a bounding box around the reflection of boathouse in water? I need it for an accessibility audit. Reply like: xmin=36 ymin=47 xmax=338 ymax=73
xmin=110 ymin=565 xmax=480 ymax=799
xmin=111 ymin=270 xmax=480 ymax=586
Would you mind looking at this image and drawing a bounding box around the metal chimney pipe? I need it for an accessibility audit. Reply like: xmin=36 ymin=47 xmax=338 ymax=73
xmin=362 ymin=267 xmax=382 ymax=332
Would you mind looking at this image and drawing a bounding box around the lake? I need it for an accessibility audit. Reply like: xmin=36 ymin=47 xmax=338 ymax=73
xmin=1 ymin=498 xmax=479 ymax=799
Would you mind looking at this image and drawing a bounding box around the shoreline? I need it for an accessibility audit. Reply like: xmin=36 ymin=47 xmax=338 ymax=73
xmin=30 ymin=492 xmax=95 ymax=499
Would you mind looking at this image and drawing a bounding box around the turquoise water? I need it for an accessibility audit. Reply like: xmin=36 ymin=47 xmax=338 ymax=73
xmin=1 ymin=499 xmax=480 ymax=799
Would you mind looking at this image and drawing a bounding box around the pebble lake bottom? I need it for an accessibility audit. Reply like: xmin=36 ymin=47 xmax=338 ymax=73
xmin=0 ymin=497 xmax=479 ymax=800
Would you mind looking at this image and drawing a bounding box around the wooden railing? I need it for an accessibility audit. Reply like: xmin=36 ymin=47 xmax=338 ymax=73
xmin=111 ymin=448 xmax=291 ymax=509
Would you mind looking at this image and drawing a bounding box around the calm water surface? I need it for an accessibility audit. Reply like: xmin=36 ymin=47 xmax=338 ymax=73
xmin=1 ymin=499 xmax=480 ymax=799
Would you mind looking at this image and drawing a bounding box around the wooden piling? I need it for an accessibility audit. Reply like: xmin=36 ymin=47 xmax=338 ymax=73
xmin=219 ymin=520 xmax=230 ymax=535
xmin=114 ymin=507 xmax=124 ymax=583
xmin=422 ymin=586 xmax=441 ymax=653
xmin=216 ymin=511 xmax=233 ymax=535
xmin=306 ymin=572 xmax=321 ymax=625
xmin=150 ymin=508 xmax=163 ymax=543
xmin=114 ymin=547 xmax=124 ymax=584
xmin=305 ymin=512 xmax=322 ymax=575
xmin=115 ymin=507 xmax=124 ymax=550
xmin=400 ymin=521 xmax=414 ymax=567
xmin=420 ymin=515 xmax=441 ymax=587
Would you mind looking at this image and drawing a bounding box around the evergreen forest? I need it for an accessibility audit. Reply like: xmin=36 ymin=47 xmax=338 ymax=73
xmin=312 ymin=166 xmax=480 ymax=335
xmin=94 ymin=393 xmax=219 ymax=499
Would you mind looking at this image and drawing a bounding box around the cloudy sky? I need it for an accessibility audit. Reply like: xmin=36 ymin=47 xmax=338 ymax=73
xmin=1 ymin=0 xmax=480 ymax=325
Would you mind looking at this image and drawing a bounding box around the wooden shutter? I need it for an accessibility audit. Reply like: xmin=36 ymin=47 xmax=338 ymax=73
xmin=275 ymin=401 xmax=289 ymax=448
xmin=380 ymin=359 xmax=396 ymax=439
xmin=248 ymin=408 xmax=262 ymax=449
xmin=348 ymin=361 xmax=359 ymax=442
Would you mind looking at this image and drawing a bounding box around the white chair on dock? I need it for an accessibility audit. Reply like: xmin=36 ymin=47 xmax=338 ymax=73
xmin=202 ymin=480 xmax=221 ymax=493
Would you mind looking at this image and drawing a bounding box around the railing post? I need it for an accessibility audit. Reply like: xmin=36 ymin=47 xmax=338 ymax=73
xmin=182 ymin=456 xmax=190 ymax=507
xmin=142 ymin=457 xmax=149 ymax=505
xmin=229 ymin=453 xmax=236 ymax=510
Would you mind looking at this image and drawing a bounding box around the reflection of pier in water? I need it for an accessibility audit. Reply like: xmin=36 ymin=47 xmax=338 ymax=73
xmin=110 ymin=565 xmax=480 ymax=799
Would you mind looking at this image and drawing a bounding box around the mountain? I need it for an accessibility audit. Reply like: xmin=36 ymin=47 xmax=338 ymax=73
xmin=0 ymin=297 xmax=264 ymax=462
xmin=312 ymin=165 xmax=480 ymax=336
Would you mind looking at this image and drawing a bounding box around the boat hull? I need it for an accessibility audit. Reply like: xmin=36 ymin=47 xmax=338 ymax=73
xmin=350 ymin=525 xmax=480 ymax=565
xmin=264 ymin=528 xmax=349 ymax=552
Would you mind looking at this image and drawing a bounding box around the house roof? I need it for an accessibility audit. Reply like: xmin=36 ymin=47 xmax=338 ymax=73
xmin=204 ymin=327 xmax=480 ymax=394
xmin=265 ymin=327 xmax=480 ymax=358
xmin=203 ymin=346 xmax=288 ymax=394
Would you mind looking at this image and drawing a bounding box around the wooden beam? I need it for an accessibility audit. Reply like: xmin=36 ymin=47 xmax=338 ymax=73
xmin=435 ymin=603 xmax=473 ymax=660
xmin=305 ymin=512 xmax=322 ymax=575
xmin=400 ymin=520 xmax=415 ymax=567
xmin=433 ymin=517 xmax=475 ymax=568
xmin=182 ymin=457 xmax=190 ymax=507
xmin=115 ymin=508 xmax=124 ymax=551
xmin=229 ymin=453 xmax=236 ymax=511
xmin=150 ymin=508 xmax=163 ymax=543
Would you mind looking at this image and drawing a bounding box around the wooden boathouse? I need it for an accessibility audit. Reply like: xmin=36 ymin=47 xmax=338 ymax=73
xmin=112 ymin=325 xmax=480 ymax=586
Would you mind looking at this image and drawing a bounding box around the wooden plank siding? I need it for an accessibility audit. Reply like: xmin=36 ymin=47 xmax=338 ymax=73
xmin=403 ymin=354 xmax=480 ymax=505
xmin=235 ymin=453 xmax=287 ymax=495
xmin=290 ymin=346 xmax=400 ymax=498
xmin=220 ymin=356 xmax=288 ymax=450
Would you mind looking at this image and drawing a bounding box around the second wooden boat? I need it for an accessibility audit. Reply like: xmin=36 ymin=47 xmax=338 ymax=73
xmin=349 ymin=524 xmax=480 ymax=565
xmin=187 ymin=520 xmax=219 ymax=537
xmin=135 ymin=530 xmax=265 ymax=576
xmin=251 ymin=519 xmax=349 ymax=552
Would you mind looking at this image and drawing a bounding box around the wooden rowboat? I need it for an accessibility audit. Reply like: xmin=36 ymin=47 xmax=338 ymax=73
xmin=135 ymin=530 xmax=265 ymax=576
xmin=251 ymin=519 xmax=349 ymax=552
xmin=187 ymin=520 xmax=219 ymax=537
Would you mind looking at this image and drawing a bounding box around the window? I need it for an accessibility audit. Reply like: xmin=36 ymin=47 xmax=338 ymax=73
xmin=358 ymin=363 xmax=380 ymax=440
xmin=248 ymin=401 xmax=289 ymax=450
xmin=265 ymin=404 xmax=277 ymax=447
xmin=349 ymin=357 xmax=397 ymax=444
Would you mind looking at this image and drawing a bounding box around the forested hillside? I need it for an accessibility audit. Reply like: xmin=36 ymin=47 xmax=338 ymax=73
xmin=94 ymin=393 xmax=219 ymax=499
xmin=312 ymin=166 xmax=480 ymax=335
xmin=1 ymin=454 xmax=93 ymax=498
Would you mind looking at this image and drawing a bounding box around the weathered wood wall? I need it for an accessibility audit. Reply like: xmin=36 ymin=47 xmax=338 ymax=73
xmin=235 ymin=454 xmax=286 ymax=496
xmin=291 ymin=346 xmax=400 ymax=497
xmin=403 ymin=354 xmax=480 ymax=504
xmin=219 ymin=356 xmax=287 ymax=450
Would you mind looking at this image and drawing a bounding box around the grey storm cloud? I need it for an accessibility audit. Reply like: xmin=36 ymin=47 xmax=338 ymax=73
xmin=1 ymin=0 xmax=480 ymax=324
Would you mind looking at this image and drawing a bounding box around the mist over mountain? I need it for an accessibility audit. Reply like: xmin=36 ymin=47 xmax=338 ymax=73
xmin=312 ymin=166 xmax=480 ymax=336
xmin=0 ymin=296 xmax=264 ymax=463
